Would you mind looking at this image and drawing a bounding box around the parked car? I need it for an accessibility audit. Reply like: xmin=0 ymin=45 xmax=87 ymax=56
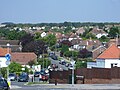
xmin=65 ymin=63 xmax=70 ymax=67
xmin=34 ymin=71 xmax=40 ymax=77
xmin=8 ymin=73 xmax=17 ymax=81
xmin=0 ymin=76 xmax=10 ymax=90
xmin=51 ymin=55 xmax=58 ymax=60
xmin=18 ymin=73 xmax=29 ymax=82
xmin=52 ymin=64 xmax=58 ymax=69
xmin=41 ymin=74 xmax=48 ymax=82
xmin=59 ymin=60 xmax=66 ymax=65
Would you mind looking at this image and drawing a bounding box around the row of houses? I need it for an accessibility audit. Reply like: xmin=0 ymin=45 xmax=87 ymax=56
xmin=0 ymin=40 xmax=37 ymax=68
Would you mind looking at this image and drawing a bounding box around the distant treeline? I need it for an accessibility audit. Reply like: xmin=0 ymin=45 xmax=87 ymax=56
xmin=2 ymin=22 xmax=120 ymax=28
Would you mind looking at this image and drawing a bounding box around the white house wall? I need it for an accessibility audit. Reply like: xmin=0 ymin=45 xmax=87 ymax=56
xmin=0 ymin=57 xmax=8 ymax=68
xmin=105 ymin=59 xmax=120 ymax=68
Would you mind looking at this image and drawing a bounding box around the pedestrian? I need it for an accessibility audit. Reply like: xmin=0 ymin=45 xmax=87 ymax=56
xmin=55 ymin=79 xmax=57 ymax=85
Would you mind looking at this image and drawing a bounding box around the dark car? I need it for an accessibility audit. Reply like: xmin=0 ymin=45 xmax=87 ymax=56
xmin=51 ymin=55 xmax=58 ymax=60
xmin=34 ymin=72 xmax=40 ymax=77
xmin=8 ymin=73 xmax=17 ymax=81
xmin=18 ymin=73 xmax=29 ymax=82
xmin=41 ymin=75 xmax=48 ymax=82
xmin=0 ymin=77 xmax=10 ymax=90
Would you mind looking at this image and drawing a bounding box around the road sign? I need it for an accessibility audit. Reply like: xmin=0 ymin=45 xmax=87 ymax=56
xmin=6 ymin=60 xmax=10 ymax=65
xmin=5 ymin=54 xmax=11 ymax=61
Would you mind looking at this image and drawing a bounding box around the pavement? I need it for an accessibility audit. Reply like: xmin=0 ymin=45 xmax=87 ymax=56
xmin=25 ymin=84 xmax=120 ymax=90
xmin=39 ymin=84 xmax=120 ymax=90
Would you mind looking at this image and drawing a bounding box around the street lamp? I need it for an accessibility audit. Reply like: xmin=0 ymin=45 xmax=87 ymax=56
xmin=70 ymin=59 xmax=75 ymax=86
xmin=6 ymin=43 xmax=10 ymax=80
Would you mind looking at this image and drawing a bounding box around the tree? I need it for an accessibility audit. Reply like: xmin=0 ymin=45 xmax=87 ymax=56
xmin=22 ymin=40 xmax=47 ymax=56
xmin=60 ymin=40 xmax=72 ymax=47
xmin=37 ymin=58 xmax=51 ymax=68
xmin=64 ymin=26 xmax=72 ymax=33
xmin=99 ymin=35 xmax=109 ymax=42
xmin=44 ymin=34 xmax=57 ymax=47
xmin=9 ymin=62 xmax=22 ymax=73
xmin=20 ymin=34 xmax=34 ymax=46
xmin=108 ymin=27 xmax=120 ymax=38
xmin=76 ymin=61 xmax=87 ymax=68
xmin=60 ymin=45 xmax=69 ymax=57
xmin=64 ymin=51 xmax=78 ymax=58
xmin=78 ymin=49 xmax=92 ymax=58
xmin=28 ymin=60 xmax=36 ymax=68
xmin=85 ymin=33 xmax=97 ymax=39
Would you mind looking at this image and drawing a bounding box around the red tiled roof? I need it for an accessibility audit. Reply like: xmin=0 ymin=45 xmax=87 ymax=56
xmin=11 ymin=52 xmax=37 ymax=65
xmin=0 ymin=48 xmax=11 ymax=56
xmin=97 ymin=44 xmax=120 ymax=59
xmin=0 ymin=48 xmax=7 ymax=56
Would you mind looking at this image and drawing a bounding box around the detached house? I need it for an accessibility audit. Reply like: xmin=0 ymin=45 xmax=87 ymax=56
xmin=87 ymin=44 xmax=120 ymax=68
xmin=0 ymin=48 xmax=10 ymax=67
xmin=11 ymin=52 xmax=37 ymax=65
xmin=90 ymin=27 xmax=108 ymax=38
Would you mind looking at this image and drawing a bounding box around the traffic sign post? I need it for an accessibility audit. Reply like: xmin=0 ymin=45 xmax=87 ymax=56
xmin=5 ymin=54 xmax=11 ymax=61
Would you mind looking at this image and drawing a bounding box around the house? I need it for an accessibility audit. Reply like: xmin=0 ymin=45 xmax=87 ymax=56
xmin=87 ymin=44 xmax=120 ymax=68
xmin=90 ymin=27 xmax=108 ymax=38
xmin=106 ymin=38 xmax=120 ymax=48
xmin=0 ymin=48 xmax=10 ymax=68
xmin=92 ymin=45 xmax=106 ymax=59
xmin=76 ymin=27 xmax=85 ymax=35
xmin=0 ymin=40 xmax=22 ymax=52
xmin=68 ymin=33 xmax=79 ymax=41
xmin=78 ymin=39 xmax=102 ymax=51
xmin=11 ymin=52 xmax=37 ymax=65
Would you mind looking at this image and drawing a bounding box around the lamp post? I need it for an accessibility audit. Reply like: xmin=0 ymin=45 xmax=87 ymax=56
xmin=6 ymin=43 xmax=10 ymax=80
xmin=70 ymin=59 xmax=75 ymax=86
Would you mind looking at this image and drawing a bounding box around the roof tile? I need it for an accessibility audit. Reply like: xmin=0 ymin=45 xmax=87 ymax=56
xmin=97 ymin=44 xmax=120 ymax=59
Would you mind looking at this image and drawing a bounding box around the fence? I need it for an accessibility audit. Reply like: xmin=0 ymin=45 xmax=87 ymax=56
xmin=49 ymin=67 xmax=120 ymax=84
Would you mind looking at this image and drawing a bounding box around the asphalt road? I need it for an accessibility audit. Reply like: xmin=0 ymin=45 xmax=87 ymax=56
xmin=49 ymin=57 xmax=68 ymax=71
xmin=11 ymin=82 xmax=120 ymax=90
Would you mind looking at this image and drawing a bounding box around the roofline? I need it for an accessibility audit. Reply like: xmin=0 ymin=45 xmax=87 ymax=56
xmin=97 ymin=43 xmax=118 ymax=58
xmin=92 ymin=45 xmax=106 ymax=52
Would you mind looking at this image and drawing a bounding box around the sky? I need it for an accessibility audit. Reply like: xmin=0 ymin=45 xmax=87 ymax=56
xmin=0 ymin=0 xmax=120 ymax=23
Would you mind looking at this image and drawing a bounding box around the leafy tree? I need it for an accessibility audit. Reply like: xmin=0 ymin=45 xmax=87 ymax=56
xmin=9 ymin=62 xmax=22 ymax=73
xmin=108 ymin=27 xmax=120 ymax=38
xmin=22 ymin=40 xmax=47 ymax=56
xmin=0 ymin=67 xmax=7 ymax=78
xmin=85 ymin=33 xmax=97 ymax=39
xmin=60 ymin=40 xmax=72 ymax=47
xmin=64 ymin=26 xmax=72 ymax=33
xmin=6 ymin=30 xmax=27 ymax=40
xmin=99 ymin=35 xmax=110 ymax=42
xmin=44 ymin=34 xmax=57 ymax=47
xmin=20 ymin=34 xmax=34 ymax=46
xmin=76 ymin=61 xmax=87 ymax=69
xmin=34 ymin=32 xmax=42 ymax=40
xmin=78 ymin=49 xmax=92 ymax=58
xmin=60 ymin=45 xmax=69 ymax=57
xmin=37 ymin=58 xmax=51 ymax=68
xmin=28 ymin=60 xmax=36 ymax=68
xmin=22 ymin=66 xmax=29 ymax=73
xmin=64 ymin=51 xmax=78 ymax=58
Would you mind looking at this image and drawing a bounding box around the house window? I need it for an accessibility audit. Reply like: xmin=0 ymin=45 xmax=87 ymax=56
xmin=111 ymin=63 xmax=118 ymax=68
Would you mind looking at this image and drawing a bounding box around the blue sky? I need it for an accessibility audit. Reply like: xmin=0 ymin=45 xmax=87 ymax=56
xmin=0 ymin=0 xmax=120 ymax=23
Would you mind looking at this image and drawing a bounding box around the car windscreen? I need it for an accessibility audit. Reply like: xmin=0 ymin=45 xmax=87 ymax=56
xmin=9 ymin=73 xmax=15 ymax=76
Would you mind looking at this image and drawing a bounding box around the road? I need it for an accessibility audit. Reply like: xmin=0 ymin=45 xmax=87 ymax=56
xmin=49 ymin=57 xmax=68 ymax=71
xmin=11 ymin=81 xmax=120 ymax=90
